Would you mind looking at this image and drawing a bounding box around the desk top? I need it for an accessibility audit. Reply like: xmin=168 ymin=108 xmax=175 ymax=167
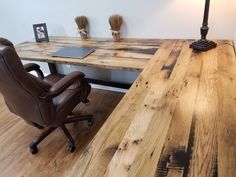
xmin=65 ymin=40 xmax=236 ymax=177
xmin=16 ymin=36 xmax=161 ymax=71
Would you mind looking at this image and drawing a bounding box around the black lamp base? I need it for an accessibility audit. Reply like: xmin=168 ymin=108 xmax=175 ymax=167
xmin=190 ymin=39 xmax=217 ymax=51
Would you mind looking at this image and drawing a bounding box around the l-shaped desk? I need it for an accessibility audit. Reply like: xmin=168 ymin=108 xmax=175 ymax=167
xmin=16 ymin=36 xmax=160 ymax=72
xmin=16 ymin=37 xmax=236 ymax=177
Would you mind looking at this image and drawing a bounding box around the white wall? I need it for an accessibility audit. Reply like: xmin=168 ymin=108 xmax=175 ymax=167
xmin=234 ymin=32 xmax=236 ymax=49
xmin=0 ymin=0 xmax=236 ymax=83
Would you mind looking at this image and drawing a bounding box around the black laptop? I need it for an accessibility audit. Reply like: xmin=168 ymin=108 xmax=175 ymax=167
xmin=51 ymin=46 xmax=95 ymax=59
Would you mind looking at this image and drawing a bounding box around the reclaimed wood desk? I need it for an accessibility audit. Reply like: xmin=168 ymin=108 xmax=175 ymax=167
xmin=66 ymin=40 xmax=235 ymax=177
xmin=16 ymin=36 xmax=161 ymax=72
xmin=17 ymin=38 xmax=236 ymax=177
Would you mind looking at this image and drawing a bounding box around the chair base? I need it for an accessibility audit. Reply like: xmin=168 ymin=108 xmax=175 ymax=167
xmin=29 ymin=114 xmax=93 ymax=155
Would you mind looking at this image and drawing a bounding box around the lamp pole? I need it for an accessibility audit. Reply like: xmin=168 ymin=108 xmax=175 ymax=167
xmin=190 ymin=0 xmax=217 ymax=51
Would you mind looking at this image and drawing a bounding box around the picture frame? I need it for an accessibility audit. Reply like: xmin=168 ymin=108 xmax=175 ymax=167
xmin=33 ymin=23 xmax=49 ymax=42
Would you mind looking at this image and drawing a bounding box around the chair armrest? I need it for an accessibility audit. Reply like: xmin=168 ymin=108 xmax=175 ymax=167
xmin=24 ymin=63 xmax=44 ymax=79
xmin=40 ymin=71 xmax=85 ymax=99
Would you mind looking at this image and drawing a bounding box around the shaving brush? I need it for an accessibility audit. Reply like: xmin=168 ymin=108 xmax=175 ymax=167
xmin=75 ymin=16 xmax=88 ymax=39
xmin=109 ymin=15 xmax=123 ymax=41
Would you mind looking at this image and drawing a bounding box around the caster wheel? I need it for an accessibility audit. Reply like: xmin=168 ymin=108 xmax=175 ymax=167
xmin=87 ymin=118 xmax=93 ymax=127
xmin=67 ymin=145 xmax=76 ymax=153
xmin=83 ymin=99 xmax=91 ymax=106
xmin=29 ymin=143 xmax=38 ymax=155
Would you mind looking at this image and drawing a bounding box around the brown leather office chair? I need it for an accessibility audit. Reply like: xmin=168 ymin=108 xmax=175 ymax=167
xmin=0 ymin=38 xmax=93 ymax=154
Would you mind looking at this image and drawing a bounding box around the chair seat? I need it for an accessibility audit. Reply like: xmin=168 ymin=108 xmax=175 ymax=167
xmin=43 ymin=74 xmax=65 ymax=86
xmin=43 ymin=74 xmax=83 ymax=119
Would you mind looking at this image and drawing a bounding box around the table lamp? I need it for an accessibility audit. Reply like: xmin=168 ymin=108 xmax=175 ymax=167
xmin=190 ymin=0 xmax=217 ymax=51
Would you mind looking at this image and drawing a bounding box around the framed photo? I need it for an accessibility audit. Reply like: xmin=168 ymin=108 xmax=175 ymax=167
xmin=33 ymin=23 xmax=49 ymax=42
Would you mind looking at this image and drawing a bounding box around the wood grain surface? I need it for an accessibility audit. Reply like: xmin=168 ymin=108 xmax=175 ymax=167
xmin=64 ymin=40 xmax=235 ymax=177
xmin=16 ymin=37 xmax=161 ymax=71
xmin=7 ymin=38 xmax=236 ymax=177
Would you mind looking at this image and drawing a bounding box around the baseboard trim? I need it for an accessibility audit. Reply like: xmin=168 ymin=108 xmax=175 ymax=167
xmin=90 ymin=84 xmax=128 ymax=93
xmin=86 ymin=78 xmax=131 ymax=89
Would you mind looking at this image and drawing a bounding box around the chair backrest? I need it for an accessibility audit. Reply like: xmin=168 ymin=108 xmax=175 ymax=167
xmin=0 ymin=38 xmax=54 ymax=126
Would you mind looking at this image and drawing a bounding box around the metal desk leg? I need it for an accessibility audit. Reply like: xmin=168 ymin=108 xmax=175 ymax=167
xmin=48 ymin=63 xmax=57 ymax=74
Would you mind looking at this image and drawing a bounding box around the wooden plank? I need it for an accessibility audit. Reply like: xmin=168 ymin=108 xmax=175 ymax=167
xmin=47 ymin=36 xmax=163 ymax=47
xmin=155 ymin=51 xmax=203 ymax=177
xmin=217 ymin=42 xmax=236 ymax=177
xmin=187 ymin=45 xmax=219 ymax=177
xmin=19 ymin=55 xmax=149 ymax=71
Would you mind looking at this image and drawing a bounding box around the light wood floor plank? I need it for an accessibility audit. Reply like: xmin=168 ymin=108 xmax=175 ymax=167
xmin=0 ymin=89 xmax=124 ymax=177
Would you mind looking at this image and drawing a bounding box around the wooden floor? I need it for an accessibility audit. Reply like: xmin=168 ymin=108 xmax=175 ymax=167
xmin=0 ymin=89 xmax=124 ymax=177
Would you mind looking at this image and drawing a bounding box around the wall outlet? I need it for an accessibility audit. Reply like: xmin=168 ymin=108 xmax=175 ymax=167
xmin=66 ymin=64 xmax=71 ymax=68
